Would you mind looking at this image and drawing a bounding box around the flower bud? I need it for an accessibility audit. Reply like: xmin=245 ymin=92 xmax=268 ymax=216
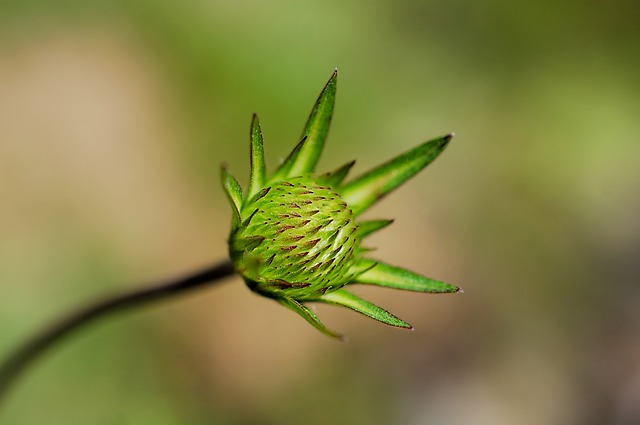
xmin=222 ymin=70 xmax=460 ymax=338
xmin=229 ymin=177 xmax=359 ymax=300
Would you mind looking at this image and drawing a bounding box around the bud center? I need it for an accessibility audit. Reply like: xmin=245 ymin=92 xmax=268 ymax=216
xmin=230 ymin=177 xmax=359 ymax=300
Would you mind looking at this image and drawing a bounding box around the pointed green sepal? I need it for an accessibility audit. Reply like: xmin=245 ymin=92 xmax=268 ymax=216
xmin=269 ymin=136 xmax=306 ymax=184
xmin=247 ymin=113 xmax=266 ymax=200
xmin=319 ymin=289 xmax=412 ymax=329
xmin=221 ymin=165 xmax=243 ymax=225
xmin=354 ymin=246 xmax=376 ymax=256
xmin=232 ymin=235 xmax=265 ymax=252
xmin=319 ymin=160 xmax=356 ymax=188
xmin=341 ymin=134 xmax=453 ymax=216
xmin=278 ymin=296 xmax=345 ymax=340
xmin=356 ymin=219 xmax=394 ymax=239
xmin=272 ymin=70 xmax=337 ymax=180
xmin=353 ymin=258 xmax=461 ymax=293
xmin=346 ymin=256 xmax=378 ymax=278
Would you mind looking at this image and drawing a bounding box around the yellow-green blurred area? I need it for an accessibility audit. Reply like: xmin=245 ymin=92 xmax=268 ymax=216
xmin=1 ymin=0 xmax=639 ymax=423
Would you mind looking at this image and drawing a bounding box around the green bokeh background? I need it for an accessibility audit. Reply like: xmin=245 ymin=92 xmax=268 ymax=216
xmin=1 ymin=1 xmax=639 ymax=424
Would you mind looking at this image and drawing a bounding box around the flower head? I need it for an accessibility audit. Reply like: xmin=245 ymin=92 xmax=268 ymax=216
xmin=222 ymin=70 xmax=460 ymax=339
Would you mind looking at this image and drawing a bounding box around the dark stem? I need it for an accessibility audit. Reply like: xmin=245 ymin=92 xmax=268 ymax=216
xmin=0 ymin=260 xmax=235 ymax=404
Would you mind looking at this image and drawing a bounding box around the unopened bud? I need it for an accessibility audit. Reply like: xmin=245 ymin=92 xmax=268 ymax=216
xmin=229 ymin=177 xmax=359 ymax=300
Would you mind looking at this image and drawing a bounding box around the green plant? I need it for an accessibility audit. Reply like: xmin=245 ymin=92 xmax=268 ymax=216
xmin=223 ymin=70 xmax=460 ymax=339
xmin=0 ymin=69 xmax=460 ymax=403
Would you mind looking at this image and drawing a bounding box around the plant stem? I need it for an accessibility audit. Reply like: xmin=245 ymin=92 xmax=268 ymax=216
xmin=0 ymin=260 xmax=235 ymax=404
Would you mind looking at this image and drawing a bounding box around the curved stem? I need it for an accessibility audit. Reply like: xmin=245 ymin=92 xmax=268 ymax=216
xmin=0 ymin=260 xmax=235 ymax=404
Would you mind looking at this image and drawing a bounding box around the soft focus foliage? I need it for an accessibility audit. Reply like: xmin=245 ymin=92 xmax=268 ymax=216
xmin=1 ymin=1 xmax=639 ymax=424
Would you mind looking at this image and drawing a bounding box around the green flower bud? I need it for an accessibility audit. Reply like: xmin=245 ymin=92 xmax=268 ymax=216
xmin=230 ymin=177 xmax=359 ymax=300
xmin=222 ymin=70 xmax=461 ymax=339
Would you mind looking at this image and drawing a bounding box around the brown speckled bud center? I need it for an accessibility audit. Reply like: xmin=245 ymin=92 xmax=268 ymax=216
xmin=229 ymin=176 xmax=359 ymax=300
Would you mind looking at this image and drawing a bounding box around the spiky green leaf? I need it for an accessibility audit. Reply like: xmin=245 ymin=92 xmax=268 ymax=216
xmin=319 ymin=160 xmax=356 ymax=188
xmin=319 ymin=289 xmax=412 ymax=329
xmin=273 ymin=70 xmax=337 ymax=180
xmin=221 ymin=165 xmax=243 ymax=225
xmin=232 ymin=235 xmax=265 ymax=252
xmin=356 ymin=219 xmax=394 ymax=239
xmin=247 ymin=113 xmax=266 ymax=200
xmin=353 ymin=258 xmax=461 ymax=293
xmin=278 ymin=296 xmax=344 ymax=340
xmin=354 ymin=246 xmax=376 ymax=256
xmin=269 ymin=136 xmax=306 ymax=185
xmin=347 ymin=256 xmax=378 ymax=278
xmin=341 ymin=134 xmax=453 ymax=216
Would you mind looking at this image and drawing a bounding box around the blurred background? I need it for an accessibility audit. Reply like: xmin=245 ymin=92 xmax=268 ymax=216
xmin=1 ymin=0 xmax=639 ymax=424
